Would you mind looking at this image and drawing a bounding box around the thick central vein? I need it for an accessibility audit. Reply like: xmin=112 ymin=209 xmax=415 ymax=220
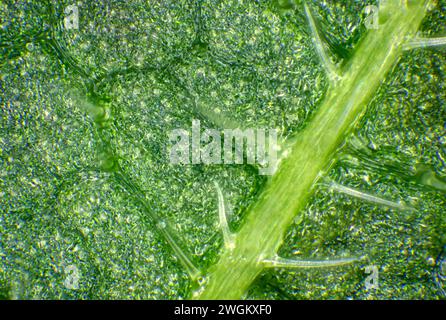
xmin=195 ymin=2 xmax=430 ymax=299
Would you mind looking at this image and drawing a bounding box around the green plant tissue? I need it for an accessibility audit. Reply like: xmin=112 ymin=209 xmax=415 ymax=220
xmin=0 ymin=0 xmax=445 ymax=299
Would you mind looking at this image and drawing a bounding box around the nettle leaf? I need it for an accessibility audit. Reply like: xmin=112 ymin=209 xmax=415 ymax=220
xmin=0 ymin=0 xmax=444 ymax=299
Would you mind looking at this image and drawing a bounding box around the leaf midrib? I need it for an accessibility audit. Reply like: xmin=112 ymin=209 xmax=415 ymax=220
xmin=195 ymin=1 xmax=431 ymax=300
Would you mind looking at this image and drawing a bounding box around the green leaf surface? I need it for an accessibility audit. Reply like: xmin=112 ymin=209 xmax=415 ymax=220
xmin=0 ymin=0 xmax=445 ymax=299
